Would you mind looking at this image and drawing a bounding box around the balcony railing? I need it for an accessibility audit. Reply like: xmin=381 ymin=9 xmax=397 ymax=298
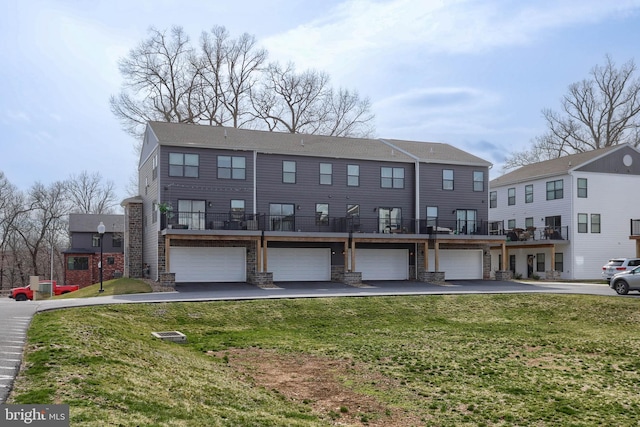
xmin=161 ymin=212 xmax=493 ymax=236
xmin=631 ymin=219 xmax=640 ymax=236
xmin=488 ymin=221 xmax=569 ymax=241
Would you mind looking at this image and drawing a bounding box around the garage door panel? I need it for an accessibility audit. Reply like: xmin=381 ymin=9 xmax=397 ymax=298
xmin=171 ymin=247 xmax=246 ymax=282
xmin=428 ymin=249 xmax=482 ymax=280
xmin=270 ymin=248 xmax=331 ymax=281
xmin=357 ymin=249 xmax=408 ymax=280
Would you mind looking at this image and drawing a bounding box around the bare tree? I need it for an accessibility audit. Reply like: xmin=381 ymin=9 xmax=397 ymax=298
xmin=13 ymin=182 xmax=70 ymax=277
xmin=0 ymin=172 xmax=30 ymax=290
xmin=111 ymin=26 xmax=375 ymax=140
xmin=66 ymin=171 xmax=118 ymax=214
xmin=253 ymin=63 xmax=375 ymax=137
xmin=504 ymin=55 xmax=640 ymax=170
xmin=110 ymin=26 xmax=202 ymax=139
xmin=199 ymin=26 xmax=268 ymax=129
xmin=197 ymin=26 xmax=228 ymax=127
xmin=322 ymin=88 xmax=375 ymax=137
xmin=253 ymin=62 xmax=331 ymax=134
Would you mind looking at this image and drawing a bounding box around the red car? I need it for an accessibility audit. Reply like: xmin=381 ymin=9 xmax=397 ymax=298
xmin=8 ymin=280 xmax=79 ymax=301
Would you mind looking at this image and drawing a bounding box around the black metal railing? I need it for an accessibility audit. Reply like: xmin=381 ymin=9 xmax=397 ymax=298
xmin=488 ymin=221 xmax=569 ymax=241
xmin=161 ymin=212 xmax=494 ymax=236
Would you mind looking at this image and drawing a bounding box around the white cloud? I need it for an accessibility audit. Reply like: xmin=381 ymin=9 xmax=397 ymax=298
xmin=4 ymin=110 xmax=30 ymax=123
xmin=263 ymin=0 xmax=640 ymax=73
xmin=374 ymin=86 xmax=502 ymax=136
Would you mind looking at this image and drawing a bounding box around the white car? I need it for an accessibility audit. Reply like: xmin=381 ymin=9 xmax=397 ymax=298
xmin=602 ymin=258 xmax=640 ymax=282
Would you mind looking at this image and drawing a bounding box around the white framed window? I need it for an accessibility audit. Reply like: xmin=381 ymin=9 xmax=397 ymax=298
xmin=320 ymin=163 xmax=332 ymax=185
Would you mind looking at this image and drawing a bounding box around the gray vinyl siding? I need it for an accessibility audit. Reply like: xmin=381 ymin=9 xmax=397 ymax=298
xmin=256 ymin=154 xmax=415 ymax=222
xmin=159 ymin=146 xmax=255 ymax=214
xmin=576 ymin=145 xmax=640 ymax=175
xmin=420 ymin=164 xmax=489 ymax=223
xmin=70 ymin=232 xmax=124 ymax=253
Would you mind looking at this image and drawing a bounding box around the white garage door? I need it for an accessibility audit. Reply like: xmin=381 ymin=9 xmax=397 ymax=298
xmin=269 ymin=248 xmax=331 ymax=281
xmin=357 ymin=249 xmax=408 ymax=280
xmin=428 ymin=249 xmax=483 ymax=280
xmin=171 ymin=247 xmax=246 ymax=282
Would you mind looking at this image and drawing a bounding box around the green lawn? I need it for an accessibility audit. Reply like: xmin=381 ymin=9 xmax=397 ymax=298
xmin=8 ymin=294 xmax=640 ymax=426
xmin=54 ymin=277 xmax=152 ymax=299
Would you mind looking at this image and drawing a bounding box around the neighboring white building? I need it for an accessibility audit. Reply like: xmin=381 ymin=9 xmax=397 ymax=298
xmin=489 ymin=144 xmax=640 ymax=280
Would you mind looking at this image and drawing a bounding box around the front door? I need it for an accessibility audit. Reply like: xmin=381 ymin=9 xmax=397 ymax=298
xmin=527 ymin=254 xmax=534 ymax=278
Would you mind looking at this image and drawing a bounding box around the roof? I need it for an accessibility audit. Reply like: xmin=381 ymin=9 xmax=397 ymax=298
xmin=68 ymin=214 xmax=124 ymax=233
xmin=490 ymin=145 xmax=624 ymax=187
xmin=146 ymin=121 xmax=491 ymax=167
xmin=382 ymin=138 xmax=492 ymax=167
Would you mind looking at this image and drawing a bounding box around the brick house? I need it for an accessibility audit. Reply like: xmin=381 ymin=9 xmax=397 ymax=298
xmin=64 ymin=213 xmax=125 ymax=288
xmin=121 ymin=121 xmax=509 ymax=287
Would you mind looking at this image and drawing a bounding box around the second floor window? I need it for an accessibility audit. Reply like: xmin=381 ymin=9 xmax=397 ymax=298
xmin=320 ymin=163 xmax=332 ymax=185
xmin=283 ymin=161 xmax=296 ymax=183
xmin=577 ymin=178 xmax=588 ymax=198
xmin=92 ymin=236 xmax=100 ymax=247
xmin=525 ymin=185 xmax=533 ymax=203
xmin=546 ymin=179 xmax=563 ymax=200
xmin=381 ymin=167 xmax=404 ymax=188
xmin=508 ymin=188 xmax=515 ymax=205
xmin=347 ymin=165 xmax=359 ymax=186
xmin=218 ymin=156 xmax=246 ymax=180
xmin=489 ymin=191 xmax=497 ymax=208
xmin=112 ymin=235 xmax=122 ymax=248
xmin=578 ymin=213 xmax=588 ymax=233
xmin=473 ymin=171 xmax=484 ymax=192
xmin=443 ymin=169 xmax=454 ymax=190
xmin=169 ymin=153 xmax=199 ymax=177
xmin=591 ymin=213 xmax=601 ymax=233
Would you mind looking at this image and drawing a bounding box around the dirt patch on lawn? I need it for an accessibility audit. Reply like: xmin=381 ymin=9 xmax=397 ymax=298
xmin=210 ymin=348 xmax=424 ymax=426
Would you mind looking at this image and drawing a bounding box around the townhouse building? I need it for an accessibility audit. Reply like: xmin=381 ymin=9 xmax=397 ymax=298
xmin=488 ymin=144 xmax=640 ymax=280
xmin=121 ymin=121 xmax=506 ymax=287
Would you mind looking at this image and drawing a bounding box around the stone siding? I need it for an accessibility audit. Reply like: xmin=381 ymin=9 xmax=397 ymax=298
xmin=545 ymin=270 xmax=561 ymax=280
xmin=124 ymin=199 xmax=144 ymax=278
xmin=495 ymin=270 xmax=513 ymax=280
xmin=417 ymin=269 xmax=445 ymax=283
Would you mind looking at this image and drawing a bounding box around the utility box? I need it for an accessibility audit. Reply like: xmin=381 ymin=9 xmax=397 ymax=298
xmin=30 ymin=276 xmax=40 ymax=291
xmin=39 ymin=281 xmax=52 ymax=294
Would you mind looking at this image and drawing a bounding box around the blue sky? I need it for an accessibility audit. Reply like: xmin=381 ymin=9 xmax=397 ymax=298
xmin=2 ymin=0 xmax=640 ymax=203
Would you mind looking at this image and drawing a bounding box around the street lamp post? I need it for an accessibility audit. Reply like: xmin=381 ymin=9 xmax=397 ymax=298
xmin=98 ymin=221 xmax=105 ymax=293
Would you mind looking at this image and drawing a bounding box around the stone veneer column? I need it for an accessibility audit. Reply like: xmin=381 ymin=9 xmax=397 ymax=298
xmin=495 ymin=270 xmax=513 ymax=280
xmin=121 ymin=197 xmax=143 ymax=278
xmin=482 ymin=245 xmax=491 ymax=280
